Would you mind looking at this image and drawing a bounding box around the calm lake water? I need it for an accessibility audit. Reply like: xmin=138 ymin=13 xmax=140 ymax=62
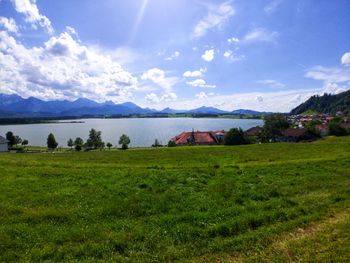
xmin=0 ymin=118 xmax=263 ymax=147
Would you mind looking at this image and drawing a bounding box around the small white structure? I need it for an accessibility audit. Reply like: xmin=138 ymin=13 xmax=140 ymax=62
xmin=0 ymin=136 xmax=9 ymax=152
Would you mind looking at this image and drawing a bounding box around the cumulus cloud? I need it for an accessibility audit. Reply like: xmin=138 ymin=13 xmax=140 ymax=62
xmin=145 ymin=92 xmax=177 ymax=103
xmin=257 ymin=79 xmax=285 ymax=89
xmin=305 ymin=66 xmax=350 ymax=83
xmin=141 ymin=68 xmax=178 ymax=92
xmin=244 ymin=28 xmax=278 ymax=44
xmin=10 ymin=0 xmax=53 ymax=33
xmin=201 ymin=49 xmax=215 ymax=62
xmin=341 ymin=52 xmax=350 ymax=66
xmin=183 ymin=68 xmax=206 ymax=78
xmin=227 ymin=37 xmax=239 ymax=44
xmin=165 ymin=51 xmax=180 ymax=61
xmin=0 ymin=30 xmax=138 ymax=102
xmin=0 ymin=17 xmax=19 ymax=34
xmin=193 ymin=1 xmax=235 ymax=38
xmin=187 ymin=79 xmax=216 ymax=88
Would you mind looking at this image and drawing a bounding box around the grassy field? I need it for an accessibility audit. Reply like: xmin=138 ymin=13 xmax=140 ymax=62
xmin=0 ymin=136 xmax=349 ymax=262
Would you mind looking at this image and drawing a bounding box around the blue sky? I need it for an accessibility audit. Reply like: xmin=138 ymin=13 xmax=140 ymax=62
xmin=0 ymin=0 xmax=349 ymax=111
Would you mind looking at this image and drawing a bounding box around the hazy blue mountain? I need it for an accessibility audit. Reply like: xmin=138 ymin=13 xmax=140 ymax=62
xmin=0 ymin=93 xmax=272 ymax=117
xmin=159 ymin=107 xmax=185 ymax=114
xmin=186 ymin=106 xmax=229 ymax=114
xmin=231 ymin=109 xmax=272 ymax=115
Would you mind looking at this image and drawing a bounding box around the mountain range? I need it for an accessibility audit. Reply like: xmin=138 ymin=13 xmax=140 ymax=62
xmin=0 ymin=93 xmax=271 ymax=117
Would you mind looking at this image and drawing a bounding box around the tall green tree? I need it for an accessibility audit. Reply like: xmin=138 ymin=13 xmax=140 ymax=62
xmin=74 ymin=137 xmax=84 ymax=146
xmin=106 ymin=142 xmax=113 ymax=150
xmin=67 ymin=138 xmax=74 ymax=149
xmin=86 ymin=129 xmax=104 ymax=149
xmin=224 ymin=128 xmax=250 ymax=145
xmin=6 ymin=131 xmax=15 ymax=147
xmin=119 ymin=134 xmax=131 ymax=150
xmin=47 ymin=133 xmax=58 ymax=149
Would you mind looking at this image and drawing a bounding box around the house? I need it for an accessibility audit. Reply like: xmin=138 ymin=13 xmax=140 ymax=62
xmin=171 ymin=130 xmax=225 ymax=146
xmin=0 ymin=136 xmax=9 ymax=152
xmin=279 ymin=128 xmax=316 ymax=142
xmin=245 ymin=126 xmax=263 ymax=137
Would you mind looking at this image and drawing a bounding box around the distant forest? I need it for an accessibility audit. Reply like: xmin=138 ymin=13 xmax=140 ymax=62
xmin=290 ymin=89 xmax=350 ymax=115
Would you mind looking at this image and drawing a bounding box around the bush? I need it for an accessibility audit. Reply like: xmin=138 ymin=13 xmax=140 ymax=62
xmin=328 ymin=121 xmax=348 ymax=136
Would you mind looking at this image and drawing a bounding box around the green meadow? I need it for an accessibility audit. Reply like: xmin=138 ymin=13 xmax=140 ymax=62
xmin=0 ymin=136 xmax=349 ymax=262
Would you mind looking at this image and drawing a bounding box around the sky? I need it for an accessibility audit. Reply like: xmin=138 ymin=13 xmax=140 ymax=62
xmin=0 ymin=0 xmax=350 ymax=112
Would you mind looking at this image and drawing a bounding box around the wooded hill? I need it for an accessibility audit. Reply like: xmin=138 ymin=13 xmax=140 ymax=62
xmin=290 ymin=89 xmax=350 ymax=115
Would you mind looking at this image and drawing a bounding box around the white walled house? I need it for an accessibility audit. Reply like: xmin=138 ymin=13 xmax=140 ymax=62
xmin=0 ymin=136 xmax=9 ymax=152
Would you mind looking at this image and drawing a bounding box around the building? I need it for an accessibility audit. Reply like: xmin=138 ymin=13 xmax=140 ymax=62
xmin=278 ymin=128 xmax=316 ymax=142
xmin=171 ymin=130 xmax=225 ymax=146
xmin=0 ymin=136 xmax=9 ymax=152
xmin=245 ymin=126 xmax=263 ymax=137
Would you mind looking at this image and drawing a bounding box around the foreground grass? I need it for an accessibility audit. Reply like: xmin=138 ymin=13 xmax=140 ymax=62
xmin=0 ymin=137 xmax=349 ymax=262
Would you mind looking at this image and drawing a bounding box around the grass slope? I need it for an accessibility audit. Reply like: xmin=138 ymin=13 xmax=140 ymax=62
xmin=0 ymin=137 xmax=349 ymax=262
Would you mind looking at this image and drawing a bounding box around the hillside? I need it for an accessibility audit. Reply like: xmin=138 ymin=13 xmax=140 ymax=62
xmin=290 ymin=89 xmax=350 ymax=115
xmin=0 ymin=137 xmax=349 ymax=262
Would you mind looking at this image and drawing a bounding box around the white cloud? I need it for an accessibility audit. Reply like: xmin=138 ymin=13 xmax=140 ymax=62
xmin=244 ymin=28 xmax=278 ymax=44
xmin=0 ymin=30 xmax=137 ymax=102
xmin=227 ymin=37 xmax=239 ymax=43
xmin=0 ymin=17 xmax=19 ymax=34
xmin=141 ymin=68 xmax=177 ymax=92
xmin=145 ymin=92 xmax=177 ymax=103
xmin=187 ymin=79 xmax=216 ymax=88
xmin=264 ymin=0 xmax=284 ymax=14
xmin=145 ymin=93 xmax=160 ymax=103
xmin=183 ymin=68 xmax=206 ymax=78
xmin=144 ymin=88 xmax=350 ymax=112
xmin=341 ymin=52 xmax=350 ymax=66
xmin=10 ymin=0 xmax=53 ymax=33
xmin=257 ymin=79 xmax=285 ymax=89
xmin=165 ymin=51 xmax=180 ymax=61
xmin=201 ymin=49 xmax=215 ymax=62
xmin=256 ymin=96 xmax=264 ymax=102
xmin=305 ymin=66 xmax=350 ymax=84
xmin=195 ymin=91 xmax=215 ymax=99
xmin=193 ymin=1 xmax=235 ymax=38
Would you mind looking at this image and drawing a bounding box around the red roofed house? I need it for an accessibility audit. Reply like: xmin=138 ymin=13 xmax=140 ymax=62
xmin=245 ymin=126 xmax=263 ymax=137
xmin=171 ymin=130 xmax=225 ymax=146
xmin=278 ymin=128 xmax=316 ymax=142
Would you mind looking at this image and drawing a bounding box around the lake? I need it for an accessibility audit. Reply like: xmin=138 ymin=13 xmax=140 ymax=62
xmin=0 ymin=118 xmax=263 ymax=147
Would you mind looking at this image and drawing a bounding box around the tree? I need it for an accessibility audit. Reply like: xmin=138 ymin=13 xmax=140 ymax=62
xmin=47 ymin=133 xmax=58 ymax=149
xmin=305 ymin=119 xmax=321 ymax=137
xmin=6 ymin=131 xmax=15 ymax=147
xmin=119 ymin=134 xmax=131 ymax=150
xmin=167 ymin=140 xmax=176 ymax=147
xmin=67 ymin=138 xmax=74 ymax=149
xmin=224 ymin=128 xmax=250 ymax=145
xmin=152 ymin=139 xmax=161 ymax=147
xmin=260 ymin=114 xmax=290 ymax=142
xmin=328 ymin=121 xmax=348 ymax=136
xmin=106 ymin=142 xmax=113 ymax=150
xmin=74 ymin=137 xmax=84 ymax=147
xmin=14 ymin=135 xmax=22 ymax=146
xmin=75 ymin=144 xmax=82 ymax=152
xmin=86 ymin=129 xmax=104 ymax=149
xmin=21 ymin=139 xmax=29 ymax=146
